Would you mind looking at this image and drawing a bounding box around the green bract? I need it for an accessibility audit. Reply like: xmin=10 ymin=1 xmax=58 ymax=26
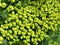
xmin=0 ymin=0 xmax=60 ymax=45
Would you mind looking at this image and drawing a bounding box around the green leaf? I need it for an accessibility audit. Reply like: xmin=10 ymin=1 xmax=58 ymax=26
xmin=21 ymin=0 xmax=28 ymax=7
xmin=0 ymin=9 xmax=8 ymax=21
xmin=2 ymin=39 xmax=8 ymax=45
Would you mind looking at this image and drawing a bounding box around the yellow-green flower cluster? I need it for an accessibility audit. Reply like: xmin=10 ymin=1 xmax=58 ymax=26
xmin=0 ymin=0 xmax=60 ymax=45
xmin=0 ymin=36 xmax=3 ymax=44
xmin=0 ymin=2 xmax=7 ymax=8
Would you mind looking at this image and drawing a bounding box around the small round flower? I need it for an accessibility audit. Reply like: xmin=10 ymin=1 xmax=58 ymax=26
xmin=7 ymin=5 xmax=14 ymax=12
xmin=0 ymin=36 xmax=3 ymax=41
xmin=31 ymin=38 xmax=34 ymax=42
xmin=12 ymin=22 xmax=16 ymax=26
xmin=8 ymin=30 xmax=12 ymax=34
xmin=9 ymin=41 xmax=13 ymax=45
xmin=0 ymin=3 xmax=2 ymax=7
xmin=20 ymin=36 xmax=23 ymax=39
xmin=0 ymin=41 xmax=2 ymax=44
xmin=1 ymin=3 xmax=7 ymax=8
xmin=37 ymin=38 xmax=41 ymax=41
xmin=27 ymin=32 xmax=31 ymax=35
xmin=17 ymin=30 xmax=21 ymax=35
xmin=2 ymin=33 xmax=6 ymax=37
xmin=26 ymin=39 xmax=30 ymax=42
xmin=10 ymin=0 xmax=16 ymax=3
xmin=23 ymin=40 xmax=27 ymax=43
xmin=14 ymin=31 xmax=17 ymax=35
xmin=10 ymin=35 xmax=13 ymax=39
xmin=0 ymin=36 xmax=3 ymax=44
xmin=5 ymin=20 xmax=8 ymax=23
xmin=8 ymin=23 xmax=12 ymax=28
xmin=7 ymin=18 xmax=12 ymax=22
xmin=16 ymin=25 xmax=19 ymax=29
xmin=0 ymin=28 xmax=3 ymax=31
xmin=12 ymin=27 xmax=17 ymax=31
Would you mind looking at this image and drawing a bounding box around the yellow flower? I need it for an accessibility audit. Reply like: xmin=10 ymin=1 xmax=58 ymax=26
xmin=31 ymin=38 xmax=34 ymax=42
xmin=17 ymin=30 xmax=21 ymax=35
xmin=0 ymin=28 xmax=3 ymax=31
xmin=0 ymin=36 xmax=3 ymax=40
xmin=1 ymin=3 xmax=7 ymax=8
xmin=0 ymin=3 xmax=2 ymax=7
xmin=10 ymin=0 xmax=16 ymax=3
xmin=12 ymin=27 xmax=17 ymax=31
xmin=12 ymin=22 xmax=16 ymax=26
xmin=7 ymin=5 xmax=14 ymax=12
xmin=0 ymin=41 xmax=2 ymax=44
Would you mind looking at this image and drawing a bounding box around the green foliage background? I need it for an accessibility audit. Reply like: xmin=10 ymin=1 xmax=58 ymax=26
xmin=0 ymin=0 xmax=60 ymax=45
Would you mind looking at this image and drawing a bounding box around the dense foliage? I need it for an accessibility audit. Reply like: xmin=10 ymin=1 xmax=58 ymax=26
xmin=0 ymin=0 xmax=60 ymax=45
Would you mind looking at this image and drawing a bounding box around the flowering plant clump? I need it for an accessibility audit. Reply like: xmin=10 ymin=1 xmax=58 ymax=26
xmin=0 ymin=0 xmax=60 ymax=45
